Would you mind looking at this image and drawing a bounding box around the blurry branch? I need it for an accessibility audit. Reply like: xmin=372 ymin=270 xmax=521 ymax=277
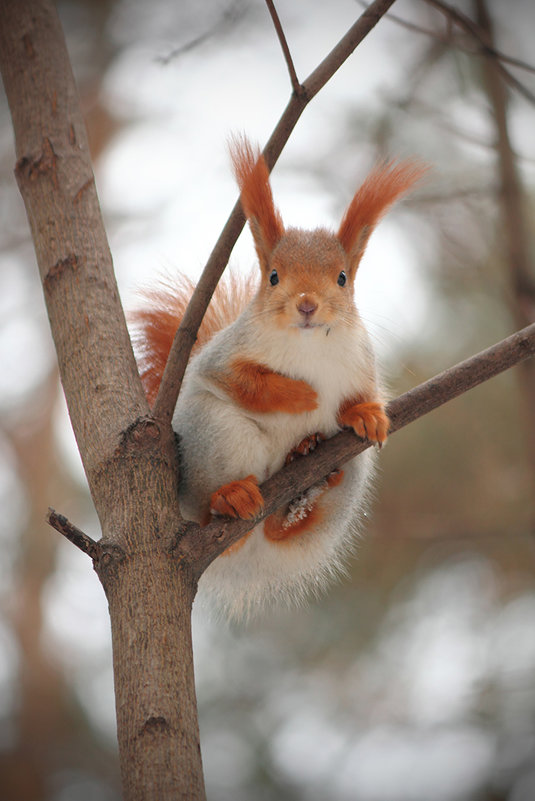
xmin=156 ymin=1 xmax=247 ymax=65
xmin=424 ymin=0 xmax=535 ymax=74
xmin=185 ymin=322 xmax=535 ymax=575
xmin=358 ymin=0 xmax=535 ymax=104
xmin=6 ymin=374 xmax=86 ymax=797
xmin=357 ymin=0 xmax=440 ymax=39
xmin=404 ymin=96 xmax=533 ymax=163
xmin=423 ymin=0 xmax=535 ymax=104
xmin=476 ymin=4 xmax=535 ymax=325
xmin=152 ymin=0 xmax=398 ymax=422
xmin=265 ymin=0 xmax=301 ymax=94
xmin=475 ymin=0 xmax=535 ymax=495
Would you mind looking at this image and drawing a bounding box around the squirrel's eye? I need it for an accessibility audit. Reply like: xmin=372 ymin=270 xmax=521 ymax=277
xmin=337 ymin=270 xmax=347 ymax=287
xmin=269 ymin=269 xmax=279 ymax=286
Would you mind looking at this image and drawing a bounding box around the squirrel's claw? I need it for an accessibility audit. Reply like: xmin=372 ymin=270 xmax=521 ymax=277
xmin=338 ymin=401 xmax=389 ymax=445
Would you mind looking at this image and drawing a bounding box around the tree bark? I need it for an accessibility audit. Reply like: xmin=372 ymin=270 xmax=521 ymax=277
xmin=0 ymin=1 xmax=205 ymax=798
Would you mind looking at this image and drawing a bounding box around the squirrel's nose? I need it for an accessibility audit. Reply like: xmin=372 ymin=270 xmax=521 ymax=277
xmin=297 ymin=296 xmax=318 ymax=317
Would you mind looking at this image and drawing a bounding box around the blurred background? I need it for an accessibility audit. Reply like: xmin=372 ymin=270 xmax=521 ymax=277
xmin=1 ymin=0 xmax=535 ymax=798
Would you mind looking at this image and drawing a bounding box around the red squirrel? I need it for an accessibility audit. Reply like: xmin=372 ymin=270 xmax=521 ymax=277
xmin=132 ymin=137 xmax=425 ymax=619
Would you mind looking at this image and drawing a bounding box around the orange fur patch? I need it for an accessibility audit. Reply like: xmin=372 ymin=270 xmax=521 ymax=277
xmin=229 ymin=136 xmax=284 ymax=255
xmin=337 ymin=160 xmax=428 ymax=271
xmin=210 ymin=474 xmax=264 ymax=520
xmin=264 ymin=502 xmax=323 ymax=542
xmin=338 ymin=398 xmax=389 ymax=444
xmin=130 ymin=273 xmax=256 ymax=406
xmin=220 ymin=359 xmax=318 ymax=414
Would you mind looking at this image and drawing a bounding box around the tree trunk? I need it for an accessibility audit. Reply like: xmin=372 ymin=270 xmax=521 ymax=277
xmin=475 ymin=0 xmax=535 ymax=511
xmin=0 ymin=1 xmax=206 ymax=797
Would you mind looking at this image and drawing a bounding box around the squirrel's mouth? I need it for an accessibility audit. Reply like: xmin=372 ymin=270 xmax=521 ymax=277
xmin=295 ymin=321 xmax=326 ymax=330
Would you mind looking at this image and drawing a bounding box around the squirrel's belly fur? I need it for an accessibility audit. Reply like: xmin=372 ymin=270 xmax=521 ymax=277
xmin=173 ymin=310 xmax=377 ymax=620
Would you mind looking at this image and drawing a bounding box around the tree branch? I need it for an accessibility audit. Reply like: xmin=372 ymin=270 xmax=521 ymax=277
xmin=265 ymin=0 xmax=302 ymax=94
xmin=0 ymin=0 xmax=149 ymax=498
xmin=184 ymin=321 xmax=535 ymax=576
xmin=423 ymin=0 xmax=535 ymax=105
xmin=1 ymin=6 xmax=205 ymax=794
xmin=152 ymin=0 xmax=398 ymax=422
xmin=47 ymin=508 xmax=99 ymax=560
xmin=368 ymin=0 xmax=535 ymax=75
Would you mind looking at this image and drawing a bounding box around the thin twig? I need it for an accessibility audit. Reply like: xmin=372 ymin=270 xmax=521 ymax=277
xmin=184 ymin=321 xmax=535 ymax=575
xmin=152 ymin=0 xmax=397 ymax=422
xmin=264 ymin=0 xmax=302 ymax=94
xmin=47 ymin=507 xmax=99 ymax=559
xmin=157 ymin=2 xmax=246 ymax=65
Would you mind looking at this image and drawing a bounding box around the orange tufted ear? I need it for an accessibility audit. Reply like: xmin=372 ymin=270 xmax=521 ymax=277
xmin=230 ymin=135 xmax=285 ymax=273
xmin=337 ymin=160 xmax=428 ymax=276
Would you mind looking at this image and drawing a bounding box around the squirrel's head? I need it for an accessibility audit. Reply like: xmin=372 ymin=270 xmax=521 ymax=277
xmin=230 ymin=135 xmax=427 ymax=332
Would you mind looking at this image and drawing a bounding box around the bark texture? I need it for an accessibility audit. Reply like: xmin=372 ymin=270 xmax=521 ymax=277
xmin=0 ymin=1 xmax=205 ymax=798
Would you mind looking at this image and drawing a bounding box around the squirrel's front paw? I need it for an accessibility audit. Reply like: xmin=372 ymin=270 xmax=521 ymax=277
xmin=338 ymin=400 xmax=389 ymax=445
xmin=210 ymin=475 xmax=264 ymax=519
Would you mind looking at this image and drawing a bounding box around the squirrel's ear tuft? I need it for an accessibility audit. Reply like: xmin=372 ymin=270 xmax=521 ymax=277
xmin=230 ymin=135 xmax=285 ymax=272
xmin=337 ymin=159 xmax=428 ymax=275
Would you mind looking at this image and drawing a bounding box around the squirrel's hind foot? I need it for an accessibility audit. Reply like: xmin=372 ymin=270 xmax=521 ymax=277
xmin=285 ymin=432 xmax=325 ymax=464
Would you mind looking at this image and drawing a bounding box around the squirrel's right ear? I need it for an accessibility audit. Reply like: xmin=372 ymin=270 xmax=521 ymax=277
xmin=337 ymin=159 xmax=428 ymax=277
xmin=230 ymin=135 xmax=284 ymax=272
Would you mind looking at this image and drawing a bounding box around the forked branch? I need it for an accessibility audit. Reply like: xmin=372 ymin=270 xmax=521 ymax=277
xmin=152 ymin=0 xmax=398 ymax=422
xmin=265 ymin=0 xmax=302 ymax=94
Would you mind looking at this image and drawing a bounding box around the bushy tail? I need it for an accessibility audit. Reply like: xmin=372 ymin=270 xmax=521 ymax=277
xmin=130 ymin=273 xmax=256 ymax=406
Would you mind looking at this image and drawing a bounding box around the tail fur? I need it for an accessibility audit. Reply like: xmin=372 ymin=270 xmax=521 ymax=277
xmin=130 ymin=273 xmax=257 ymax=406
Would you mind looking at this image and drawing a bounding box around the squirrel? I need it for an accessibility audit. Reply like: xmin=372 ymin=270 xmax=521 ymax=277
xmin=131 ymin=137 xmax=426 ymax=620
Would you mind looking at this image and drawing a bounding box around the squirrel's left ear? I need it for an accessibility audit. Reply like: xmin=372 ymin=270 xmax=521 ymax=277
xmin=337 ymin=160 xmax=428 ymax=276
xmin=230 ymin=135 xmax=285 ymax=273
